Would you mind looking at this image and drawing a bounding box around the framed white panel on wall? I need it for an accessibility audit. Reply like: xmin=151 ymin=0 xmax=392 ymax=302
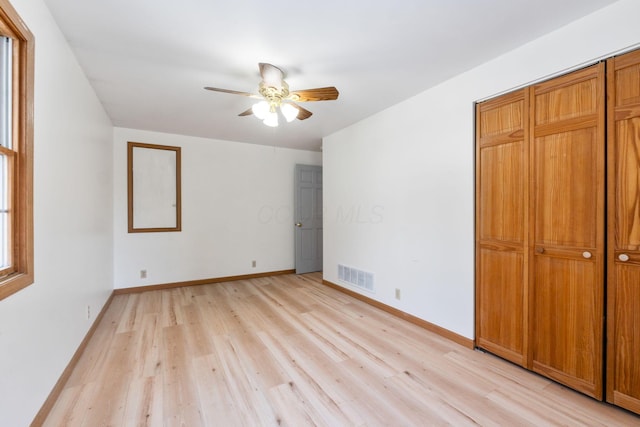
xmin=127 ymin=141 xmax=181 ymax=233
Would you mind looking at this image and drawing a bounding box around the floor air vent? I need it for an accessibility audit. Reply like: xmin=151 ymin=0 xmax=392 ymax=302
xmin=338 ymin=264 xmax=374 ymax=292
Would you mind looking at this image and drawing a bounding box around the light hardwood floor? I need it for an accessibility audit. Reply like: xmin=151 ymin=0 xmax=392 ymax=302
xmin=42 ymin=273 xmax=640 ymax=426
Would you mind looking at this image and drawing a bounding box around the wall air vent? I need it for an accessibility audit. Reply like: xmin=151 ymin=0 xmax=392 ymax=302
xmin=338 ymin=264 xmax=374 ymax=292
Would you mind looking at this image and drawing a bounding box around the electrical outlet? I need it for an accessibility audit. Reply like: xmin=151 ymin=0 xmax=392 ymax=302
xmin=87 ymin=305 xmax=91 ymax=319
xmin=251 ymin=260 xmax=256 ymax=268
xmin=395 ymin=288 xmax=401 ymax=300
xmin=140 ymin=269 xmax=147 ymax=279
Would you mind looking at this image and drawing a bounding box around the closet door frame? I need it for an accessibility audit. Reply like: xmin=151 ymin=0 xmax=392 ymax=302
xmin=475 ymin=63 xmax=606 ymax=401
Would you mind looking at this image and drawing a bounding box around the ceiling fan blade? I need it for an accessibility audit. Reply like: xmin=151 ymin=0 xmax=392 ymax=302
xmin=294 ymin=104 xmax=313 ymax=120
xmin=259 ymin=63 xmax=284 ymax=88
xmin=238 ymin=108 xmax=253 ymax=117
xmin=281 ymin=101 xmax=312 ymax=121
xmin=204 ymin=87 xmax=261 ymax=98
xmin=288 ymin=87 xmax=339 ymax=102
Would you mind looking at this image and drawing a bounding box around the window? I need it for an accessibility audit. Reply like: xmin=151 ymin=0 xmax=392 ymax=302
xmin=0 ymin=0 xmax=34 ymax=300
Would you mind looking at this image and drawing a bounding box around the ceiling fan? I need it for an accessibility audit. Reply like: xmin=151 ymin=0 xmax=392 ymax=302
xmin=204 ymin=63 xmax=339 ymax=127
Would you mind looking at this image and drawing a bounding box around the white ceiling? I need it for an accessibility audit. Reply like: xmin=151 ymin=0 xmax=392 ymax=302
xmin=43 ymin=0 xmax=618 ymax=151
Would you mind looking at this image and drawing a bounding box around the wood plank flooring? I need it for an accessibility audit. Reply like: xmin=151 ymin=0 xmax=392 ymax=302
xmin=42 ymin=273 xmax=640 ymax=426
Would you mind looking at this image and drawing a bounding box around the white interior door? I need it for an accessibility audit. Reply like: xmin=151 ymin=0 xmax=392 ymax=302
xmin=294 ymin=164 xmax=322 ymax=274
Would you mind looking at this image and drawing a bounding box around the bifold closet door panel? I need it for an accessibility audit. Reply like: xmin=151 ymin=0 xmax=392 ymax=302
xmin=607 ymin=50 xmax=640 ymax=414
xmin=475 ymin=90 xmax=528 ymax=366
xmin=530 ymin=64 xmax=605 ymax=399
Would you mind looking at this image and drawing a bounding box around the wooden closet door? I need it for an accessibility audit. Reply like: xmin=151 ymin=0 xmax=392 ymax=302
xmin=607 ymin=50 xmax=640 ymax=414
xmin=475 ymin=90 xmax=528 ymax=366
xmin=530 ymin=64 xmax=605 ymax=399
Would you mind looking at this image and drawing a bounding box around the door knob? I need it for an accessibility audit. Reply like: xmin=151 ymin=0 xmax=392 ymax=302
xmin=295 ymin=222 xmax=302 ymax=227
xmin=582 ymin=251 xmax=592 ymax=259
xmin=535 ymin=246 xmax=544 ymax=254
xmin=619 ymin=253 xmax=630 ymax=262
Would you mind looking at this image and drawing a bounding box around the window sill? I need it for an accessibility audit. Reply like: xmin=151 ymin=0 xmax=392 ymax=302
xmin=0 ymin=271 xmax=34 ymax=301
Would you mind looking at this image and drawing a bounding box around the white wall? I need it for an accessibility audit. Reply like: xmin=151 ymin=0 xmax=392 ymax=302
xmin=323 ymin=0 xmax=640 ymax=339
xmin=0 ymin=0 xmax=114 ymax=425
xmin=113 ymin=128 xmax=321 ymax=289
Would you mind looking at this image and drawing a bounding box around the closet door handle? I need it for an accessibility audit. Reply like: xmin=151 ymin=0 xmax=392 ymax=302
xmin=582 ymin=251 xmax=592 ymax=259
xmin=619 ymin=253 xmax=630 ymax=262
xmin=535 ymin=246 xmax=544 ymax=254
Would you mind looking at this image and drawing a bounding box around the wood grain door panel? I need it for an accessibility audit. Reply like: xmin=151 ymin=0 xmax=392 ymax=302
xmin=530 ymin=63 xmax=605 ymax=400
xmin=534 ymin=78 xmax=598 ymax=125
xmin=475 ymin=90 xmax=528 ymax=366
xmin=479 ymin=141 xmax=525 ymax=243
xmin=610 ymin=263 xmax=640 ymax=412
xmin=607 ymin=49 xmax=640 ymax=414
xmin=477 ymin=247 xmax=525 ymax=364
xmin=532 ymin=255 xmax=602 ymax=397
xmin=479 ymin=93 xmax=525 ymax=137
xmin=613 ymin=119 xmax=640 ymax=251
xmin=533 ymin=129 xmax=598 ymax=248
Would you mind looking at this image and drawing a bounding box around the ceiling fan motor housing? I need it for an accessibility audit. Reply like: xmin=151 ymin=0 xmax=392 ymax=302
xmin=259 ymin=80 xmax=290 ymax=111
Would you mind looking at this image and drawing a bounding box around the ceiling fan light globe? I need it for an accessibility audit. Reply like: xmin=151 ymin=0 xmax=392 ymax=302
xmin=252 ymin=101 xmax=270 ymax=120
xmin=281 ymin=103 xmax=299 ymax=122
xmin=263 ymin=112 xmax=278 ymax=127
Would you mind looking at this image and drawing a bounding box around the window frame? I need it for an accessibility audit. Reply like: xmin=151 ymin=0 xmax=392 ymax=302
xmin=0 ymin=0 xmax=34 ymax=301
